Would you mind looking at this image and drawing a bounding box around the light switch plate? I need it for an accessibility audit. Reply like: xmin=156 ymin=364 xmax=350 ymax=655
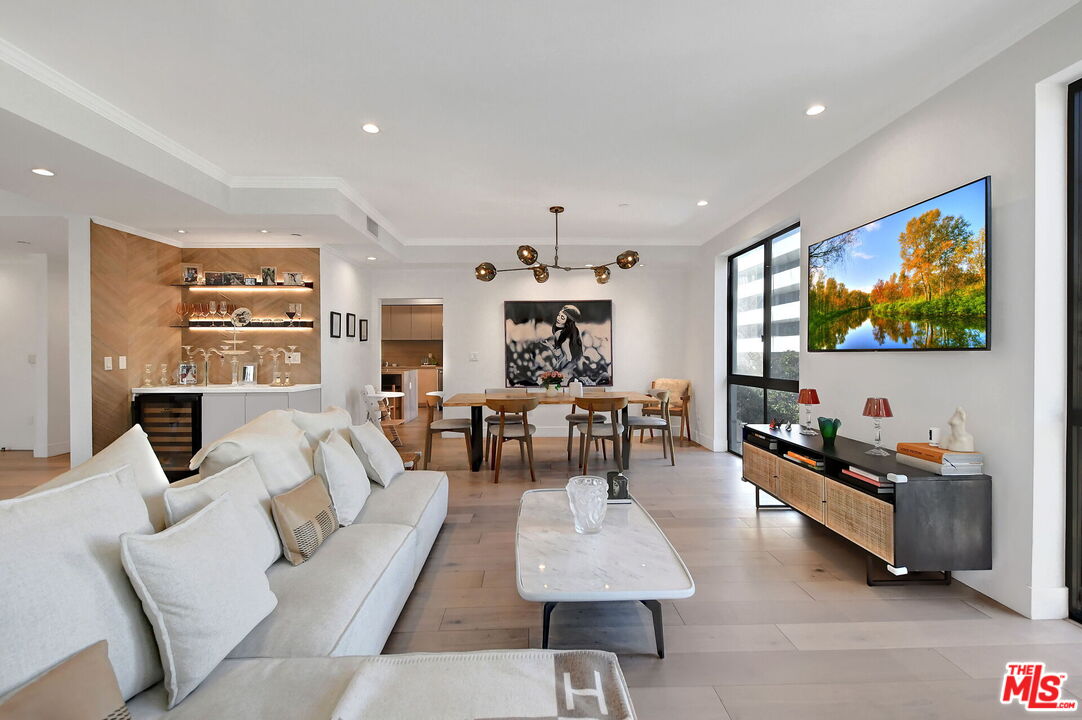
xmin=469 ymin=352 xmax=479 ymax=362
xmin=103 ymin=356 xmax=113 ymax=371
xmin=286 ymin=352 xmax=301 ymax=364
xmin=118 ymin=356 xmax=127 ymax=370
xmin=27 ymin=353 xmax=36 ymax=365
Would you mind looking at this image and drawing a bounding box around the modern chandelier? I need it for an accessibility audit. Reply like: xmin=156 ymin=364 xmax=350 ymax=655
xmin=474 ymin=206 xmax=639 ymax=284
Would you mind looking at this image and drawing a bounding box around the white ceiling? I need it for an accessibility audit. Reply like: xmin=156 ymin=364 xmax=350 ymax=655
xmin=0 ymin=1 xmax=1076 ymax=251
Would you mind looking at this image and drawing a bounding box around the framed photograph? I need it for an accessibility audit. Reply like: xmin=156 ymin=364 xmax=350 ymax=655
xmin=346 ymin=313 xmax=356 ymax=337
xmin=329 ymin=311 xmax=342 ymax=338
xmin=241 ymin=363 xmax=257 ymax=385
xmin=260 ymin=267 xmax=277 ymax=286
xmin=504 ymin=300 xmax=613 ymax=387
xmin=283 ymin=271 xmax=305 ymax=286
xmin=178 ymin=362 xmax=198 ymax=385
xmin=180 ymin=263 xmax=202 ymax=284
xmin=204 ymin=271 xmax=225 ymax=286
xmin=359 ymin=318 xmax=368 ymax=342
xmin=225 ymin=271 xmax=245 ymax=286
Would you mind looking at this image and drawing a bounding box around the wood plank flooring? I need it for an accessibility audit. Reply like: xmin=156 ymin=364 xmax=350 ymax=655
xmin=5 ymin=419 xmax=1081 ymax=718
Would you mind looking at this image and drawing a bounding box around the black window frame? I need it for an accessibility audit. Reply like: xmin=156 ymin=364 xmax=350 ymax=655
xmin=1067 ymin=77 xmax=1082 ymax=623
xmin=727 ymin=223 xmax=801 ymax=455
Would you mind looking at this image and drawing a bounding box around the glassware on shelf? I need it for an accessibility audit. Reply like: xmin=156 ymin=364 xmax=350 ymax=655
xmin=207 ymin=301 xmax=217 ymax=321
xmin=159 ymin=363 xmax=170 ymax=386
xmin=566 ymin=475 xmax=608 ymax=534
xmin=285 ymin=303 xmax=298 ymax=327
xmin=251 ymin=345 xmax=264 ymax=384
xmin=283 ymin=345 xmax=298 ymax=386
xmin=142 ymin=364 xmax=155 ymax=388
xmin=293 ymin=304 xmax=302 ymax=324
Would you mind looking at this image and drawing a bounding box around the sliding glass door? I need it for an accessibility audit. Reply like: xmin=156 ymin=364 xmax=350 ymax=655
xmin=1067 ymin=78 xmax=1082 ymax=623
xmin=727 ymin=225 xmax=801 ymax=453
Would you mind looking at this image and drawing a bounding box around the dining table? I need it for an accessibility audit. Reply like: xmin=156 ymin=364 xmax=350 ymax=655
xmin=442 ymin=390 xmax=657 ymax=472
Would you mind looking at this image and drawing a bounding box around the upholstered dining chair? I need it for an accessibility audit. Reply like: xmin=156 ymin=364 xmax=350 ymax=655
xmin=642 ymin=378 xmax=692 ymax=443
xmin=364 ymin=384 xmax=402 ymax=446
xmin=573 ymin=395 xmax=629 ymax=475
xmin=626 ymin=389 xmax=675 ymax=465
xmin=484 ymin=396 xmax=540 ymax=484
xmin=422 ymin=392 xmax=472 ymax=470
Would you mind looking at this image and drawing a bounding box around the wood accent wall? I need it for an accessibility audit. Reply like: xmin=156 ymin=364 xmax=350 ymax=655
xmin=179 ymin=248 xmax=321 ymax=386
xmin=91 ymin=223 xmax=181 ymax=453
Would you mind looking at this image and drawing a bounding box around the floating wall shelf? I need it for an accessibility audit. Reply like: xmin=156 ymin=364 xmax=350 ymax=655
xmin=173 ymin=282 xmax=314 ymax=290
xmin=171 ymin=320 xmax=314 ymax=329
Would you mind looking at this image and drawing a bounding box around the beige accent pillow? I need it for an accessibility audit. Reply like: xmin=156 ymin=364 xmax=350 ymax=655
xmin=120 ymin=494 xmax=278 ymax=708
xmin=348 ymin=422 xmax=405 ymax=487
xmin=270 ymin=475 xmax=338 ymax=565
xmin=290 ymin=406 xmax=353 ymax=448
xmin=0 ymin=641 xmax=129 ymax=720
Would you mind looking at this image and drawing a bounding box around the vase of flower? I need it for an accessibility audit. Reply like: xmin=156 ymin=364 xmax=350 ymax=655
xmin=539 ymin=370 xmax=565 ymax=396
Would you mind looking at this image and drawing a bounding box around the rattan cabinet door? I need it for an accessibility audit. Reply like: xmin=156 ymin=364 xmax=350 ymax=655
xmin=825 ymin=479 xmax=894 ymax=563
xmin=777 ymin=461 xmax=825 ymax=523
xmin=742 ymin=443 xmax=778 ymax=495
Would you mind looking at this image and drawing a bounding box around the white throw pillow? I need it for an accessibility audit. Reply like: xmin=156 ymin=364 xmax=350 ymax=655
xmin=120 ymin=493 xmax=278 ymax=709
xmin=348 ymin=422 xmax=405 ymax=487
xmin=290 ymin=406 xmax=353 ymax=448
xmin=189 ymin=410 xmax=313 ymax=496
xmin=0 ymin=471 xmax=161 ymax=701
xmin=162 ymin=457 xmax=281 ymax=568
xmin=314 ymin=431 xmax=371 ymax=525
xmin=27 ymin=425 xmax=170 ymax=531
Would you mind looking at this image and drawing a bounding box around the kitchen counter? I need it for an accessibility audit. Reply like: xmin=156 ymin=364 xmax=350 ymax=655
xmin=382 ymin=365 xmax=442 ymax=370
xmin=132 ymin=383 xmax=320 ymax=395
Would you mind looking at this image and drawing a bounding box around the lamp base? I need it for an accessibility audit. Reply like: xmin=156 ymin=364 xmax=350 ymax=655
xmin=865 ymin=447 xmax=891 ymax=456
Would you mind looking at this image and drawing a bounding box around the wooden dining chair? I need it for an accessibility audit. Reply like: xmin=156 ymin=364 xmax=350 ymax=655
xmin=422 ymin=392 xmax=473 ymax=470
xmin=485 ymin=396 xmax=540 ymax=484
xmin=564 ymin=388 xmax=608 ymax=461
xmin=641 ymin=378 xmax=692 ymax=443
xmin=573 ymin=395 xmax=629 ymax=475
xmin=484 ymin=388 xmax=525 ymax=459
xmin=626 ymin=389 xmax=676 ymax=465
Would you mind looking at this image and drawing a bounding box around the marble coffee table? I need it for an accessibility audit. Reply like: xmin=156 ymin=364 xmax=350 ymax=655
xmin=515 ymin=488 xmax=695 ymax=657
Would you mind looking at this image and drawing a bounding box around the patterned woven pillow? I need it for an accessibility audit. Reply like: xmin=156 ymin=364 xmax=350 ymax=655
xmin=0 ymin=640 xmax=131 ymax=720
xmin=270 ymin=475 xmax=338 ymax=565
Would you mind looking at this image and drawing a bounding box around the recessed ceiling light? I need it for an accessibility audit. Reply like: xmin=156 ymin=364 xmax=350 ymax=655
xmin=260 ymin=229 xmax=269 ymax=234
xmin=696 ymin=200 xmax=709 ymax=207
xmin=367 ymin=256 xmax=377 ymax=261
xmin=290 ymin=233 xmax=302 ymax=237
xmin=585 ymin=263 xmax=594 ymax=268
xmin=362 ymin=123 xmax=380 ymax=134
xmin=177 ymin=229 xmax=187 ymax=234
xmin=618 ymin=202 xmax=630 ymax=208
xmin=31 ymin=168 xmax=54 ymax=176
xmin=17 ymin=240 xmax=30 ymax=245
xmin=805 ymin=104 xmax=826 ymax=116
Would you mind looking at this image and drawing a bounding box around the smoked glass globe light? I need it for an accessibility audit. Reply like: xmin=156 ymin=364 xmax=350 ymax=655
xmin=594 ymin=266 xmax=611 ymax=284
xmin=533 ymin=265 xmax=550 ymax=283
xmin=475 ymin=262 xmax=497 ymax=281
xmin=616 ymin=250 xmax=640 ymax=269
xmin=517 ymin=244 xmax=538 ymax=266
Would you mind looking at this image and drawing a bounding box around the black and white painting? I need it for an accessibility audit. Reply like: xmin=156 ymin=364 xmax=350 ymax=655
xmin=504 ymin=300 xmax=613 ymax=387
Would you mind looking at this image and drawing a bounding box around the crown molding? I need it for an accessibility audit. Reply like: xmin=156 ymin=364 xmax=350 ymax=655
xmin=90 ymin=216 xmax=183 ymax=247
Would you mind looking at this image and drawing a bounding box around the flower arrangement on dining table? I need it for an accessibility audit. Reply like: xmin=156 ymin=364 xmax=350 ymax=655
xmin=538 ymin=370 xmax=565 ymax=394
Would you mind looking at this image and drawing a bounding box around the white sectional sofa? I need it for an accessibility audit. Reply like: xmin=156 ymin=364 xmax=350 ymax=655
xmin=0 ymin=408 xmax=637 ymax=719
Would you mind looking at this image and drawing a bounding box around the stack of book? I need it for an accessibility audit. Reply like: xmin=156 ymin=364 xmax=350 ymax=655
xmin=840 ymin=466 xmax=886 ymax=487
xmin=895 ymin=442 xmax=983 ymax=475
xmin=783 ymin=450 xmax=824 ymax=470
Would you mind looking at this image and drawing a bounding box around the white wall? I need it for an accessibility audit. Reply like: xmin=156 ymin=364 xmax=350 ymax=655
xmin=68 ymin=217 xmax=92 ymax=466
xmin=0 ymin=258 xmax=41 ymax=449
xmin=44 ymin=249 xmax=69 ymax=456
xmin=370 ymin=265 xmax=689 ymax=434
xmin=320 ymin=248 xmax=375 ymax=423
xmin=686 ymin=5 xmax=1082 ymax=618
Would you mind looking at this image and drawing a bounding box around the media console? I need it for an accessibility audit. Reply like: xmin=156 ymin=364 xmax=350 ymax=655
xmin=741 ymin=424 xmax=992 ymax=584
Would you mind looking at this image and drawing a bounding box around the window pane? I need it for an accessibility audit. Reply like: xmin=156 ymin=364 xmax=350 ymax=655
xmin=770 ymin=227 xmax=801 ymax=380
xmin=766 ymin=389 xmax=799 ymax=427
xmin=728 ymin=384 xmax=764 ymax=454
xmin=732 ymin=245 xmax=764 ymax=376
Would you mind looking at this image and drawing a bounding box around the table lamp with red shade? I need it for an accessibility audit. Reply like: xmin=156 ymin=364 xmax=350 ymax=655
xmin=797 ymin=388 xmax=820 ymax=435
xmin=862 ymin=397 xmax=893 ymax=456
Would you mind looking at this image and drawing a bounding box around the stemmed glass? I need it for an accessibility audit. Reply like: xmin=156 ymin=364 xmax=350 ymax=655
xmin=293 ymin=303 xmax=302 ymax=325
xmin=283 ymin=345 xmax=298 ymax=385
xmin=285 ymin=303 xmax=297 ymax=327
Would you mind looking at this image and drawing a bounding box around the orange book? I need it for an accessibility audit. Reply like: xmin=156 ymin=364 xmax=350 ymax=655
xmin=784 ymin=451 xmax=820 ymax=467
xmin=896 ymin=442 xmax=982 ymax=464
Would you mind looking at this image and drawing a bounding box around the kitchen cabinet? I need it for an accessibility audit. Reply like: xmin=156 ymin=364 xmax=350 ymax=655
xmin=381 ymin=305 xmax=443 ymax=340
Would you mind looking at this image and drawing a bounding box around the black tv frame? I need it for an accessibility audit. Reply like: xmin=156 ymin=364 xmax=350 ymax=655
xmin=807 ymin=176 xmax=991 ymax=353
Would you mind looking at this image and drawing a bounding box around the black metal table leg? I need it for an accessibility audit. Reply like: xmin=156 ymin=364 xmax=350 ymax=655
xmin=469 ymin=406 xmax=483 ymax=472
xmin=641 ymin=600 xmax=665 ymax=658
xmin=542 ymin=602 xmax=558 ymax=648
xmin=621 ymin=406 xmax=631 ymax=469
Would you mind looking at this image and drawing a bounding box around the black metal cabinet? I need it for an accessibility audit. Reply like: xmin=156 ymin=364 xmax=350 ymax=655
xmin=131 ymin=393 xmax=202 ymax=482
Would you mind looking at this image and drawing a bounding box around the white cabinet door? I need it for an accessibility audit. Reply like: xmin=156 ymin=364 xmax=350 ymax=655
xmin=201 ymin=394 xmax=246 ymax=447
xmin=287 ymin=388 xmax=322 ymax=413
xmin=245 ymin=393 xmax=289 ymax=422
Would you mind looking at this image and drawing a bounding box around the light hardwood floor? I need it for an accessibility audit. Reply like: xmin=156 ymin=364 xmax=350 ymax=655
xmin=5 ymin=424 xmax=1081 ymax=719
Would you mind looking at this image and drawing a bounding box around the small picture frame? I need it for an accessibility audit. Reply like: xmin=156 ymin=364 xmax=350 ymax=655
xmin=329 ymin=311 xmax=342 ymax=338
xmin=180 ymin=263 xmax=202 ymax=284
xmin=261 ymin=267 xmax=277 ymax=286
xmin=225 ymin=271 xmax=245 ymax=286
xmin=346 ymin=313 xmax=356 ymax=338
xmin=241 ymin=363 xmax=257 ymax=385
xmin=178 ymin=362 xmax=198 ymax=385
xmin=204 ymin=271 xmax=225 ymax=286
xmin=283 ymin=271 xmax=305 ymax=286
xmin=359 ymin=318 xmax=368 ymax=342
xmin=606 ymin=471 xmax=631 ymax=504
xmin=243 ymin=276 xmax=257 ymax=286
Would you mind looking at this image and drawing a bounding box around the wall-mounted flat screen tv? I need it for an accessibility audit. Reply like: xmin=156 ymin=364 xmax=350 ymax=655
xmin=808 ymin=176 xmax=989 ymax=351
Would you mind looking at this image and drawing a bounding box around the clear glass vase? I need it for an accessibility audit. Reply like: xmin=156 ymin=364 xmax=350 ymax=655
xmin=566 ymin=475 xmax=608 ymax=534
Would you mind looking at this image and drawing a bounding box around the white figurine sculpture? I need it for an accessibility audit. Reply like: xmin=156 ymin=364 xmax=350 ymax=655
xmin=942 ymin=407 xmax=975 ymax=452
